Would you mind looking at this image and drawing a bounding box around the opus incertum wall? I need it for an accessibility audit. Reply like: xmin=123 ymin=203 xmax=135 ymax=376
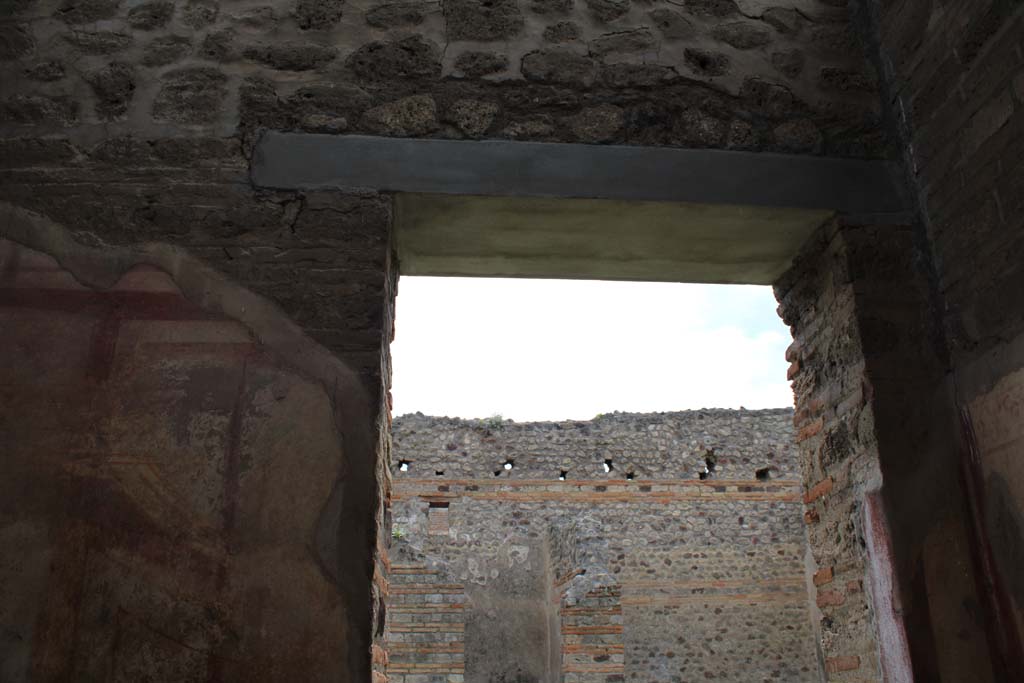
xmin=385 ymin=410 xmax=820 ymax=682
xmin=1 ymin=0 xmax=883 ymax=152
xmin=4 ymin=0 xmax=1018 ymax=679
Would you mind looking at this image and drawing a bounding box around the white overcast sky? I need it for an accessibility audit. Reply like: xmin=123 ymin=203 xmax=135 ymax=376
xmin=391 ymin=277 xmax=794 ymax=421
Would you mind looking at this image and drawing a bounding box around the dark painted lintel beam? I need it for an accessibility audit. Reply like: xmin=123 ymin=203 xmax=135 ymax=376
xmin=252 ymin=133 xmax=910 ymax=214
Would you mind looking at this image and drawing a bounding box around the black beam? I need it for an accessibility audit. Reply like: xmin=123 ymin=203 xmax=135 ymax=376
xmin=252 ymin=133 xmax=910 ymax=214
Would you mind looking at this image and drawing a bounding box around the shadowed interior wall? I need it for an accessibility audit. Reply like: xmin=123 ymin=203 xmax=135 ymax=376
xmin=777 ymin=218 xmax=951 ymax=681
xmin=2 ymin=0 xmax=1022 ymax=679
xmin=865 ymin=0 xmax=1024 ymax=678
xmin=0 ymin=201 xmax=395 ymax=681
xmin=385 ymin=411 xmax=820 ymax=682
xmin=0 ymin=3 xmax=894 ymax=676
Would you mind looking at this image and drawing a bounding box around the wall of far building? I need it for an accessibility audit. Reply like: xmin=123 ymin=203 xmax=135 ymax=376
xmin=385 ymin=410 xmax=821 ymax=682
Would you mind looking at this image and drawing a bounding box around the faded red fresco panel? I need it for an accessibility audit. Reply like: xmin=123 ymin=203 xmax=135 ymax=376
xmin=0 ymin=240 xmax=351 ymax=681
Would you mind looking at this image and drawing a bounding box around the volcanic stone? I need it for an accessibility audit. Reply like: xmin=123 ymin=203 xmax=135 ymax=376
xmin=361 ymin=94 xmax=439 ymax=136
xmin=153 ymin=67 xmax=228 ymax=124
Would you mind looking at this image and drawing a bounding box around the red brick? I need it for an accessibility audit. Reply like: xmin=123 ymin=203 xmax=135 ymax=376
xmin=804 ymin=509 xmax=820 ymax=524
xmin=787 ymin=360 xmax=801 ymax=380
xmin=825 ymin=655 xmax=861 ymax=673
xmin=796 ymin=417 xmax=824 ymax=443
xmin=846 ymin=579 xmax=863 ymax=593
xmin=373 ymin=568 xmax=389 ymax=596
xmin=813 ymin=567 xmax=834 ymax=586
xmin=804 ymin=476 xmax=833 ymax=504
xmin=372 ymin=672 xmax=389 ymax=683
xmin=372 ymin=644 xmax=389 ymax=666
xmin=816 ymin=589 xmax=845 ymax=608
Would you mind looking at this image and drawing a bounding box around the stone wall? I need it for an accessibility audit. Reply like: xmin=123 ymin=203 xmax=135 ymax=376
xmin=775 ymin=219 xmax=896 ymax=682
xmin=5 ymin=0 xmax=1022 ymax=679
xmin=393 ymin=409 xmax=802 ymax=481
xmin=0 ymin=1 xmax=894 ymax=678
xmin=0 ymin=0 xmax=885 ymax=154
xmin=385 ymin=410 xmax=820 ymax=682
xmin=0 ymin=199 xmax=396 ymax=680
xmin=0 ymin=236 xmax=391 ymax=680
xmin=0 ymin=2 xmax=899 ymax=673
xmin=867 ymin=0 xmax=1024 ymax=678
xmin=775 ymin=214 xmax=1003 ymax=681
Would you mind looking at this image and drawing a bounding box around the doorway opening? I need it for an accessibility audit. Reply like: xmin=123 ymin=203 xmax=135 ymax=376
xmin=381 ymin=276 xmax=819 ymax=682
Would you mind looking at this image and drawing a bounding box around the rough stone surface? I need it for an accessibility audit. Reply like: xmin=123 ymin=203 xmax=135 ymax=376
xmin=0 ymin=24 xmax=33 ymax=60
xmin=126 ymin=1 xmax=174 ymax=30
xmin=648 ymin=8 xmax=695 ymax=40
xmin=298 ymin=112 xmax=348 ymax=133
xmin=600 ymin=61 xmax=676 ymax=87
xmin=199 ymin=29 xmax=234 ymax=62
xmin=62 ymin=30 xmax=133 ymax=54
xmin=234 ymin=6 xmax=279 ymax=26
xmin=346 ymin=36 xmax=440 ymax=80
xmin=531 ymin=0 xmax=571 ymax=15
xmin=772 ymin=118 xmax=822 ymax=153
xmin=712 ymin=21 xmax=772 ymax=50
xmin=445 ymin=0 xmax=523 ymax=41
xmin=684 ymin=47 xmax=730 ymax=77
xmin=290 ymin=82 xmax=373 ymax=128
xmin=675 ymin=106 xmax=726 ymax=146
xmin=244 ymin=42 xmax=336 ymax=71
xmin=726 ymin=117 xmax=756 ymax=149
xmin=181 ymin=0 xmax=218 ymax=27
xmin=142 ymin=35 xmax=191 ymax=68
xmin=0 ymin=137 xmax=78 ymax=166
xmin=0 ymin=95 xmax=78 ymax=125
xmin=453 ymin=50 xmax=508 ymax=77
xmin=589 ymin=28 xmax=657 ymax=59
xmin=501 ymin=117 xmax=553 ymax=138
xmin=361 ymin=94 xmax=439 ymax=136
xmin=152 ymin=67 xmax=227 ymax=124
xmin=568 ymin=102 xmax=622 ymax=142
xmin=295 ymin=0 xmax=344 ymax=30
xmin=772 ymin=48 xmax=805 ymax=78
xmin=763 ymin=7 xmax=802 ymax=35
xmin=522 ymin=48 xmax=597 ymax=87
xmin=54 ymin=0 xmax=120 ymax=24
xmin=686 ymin=0 xmax=736 ymax=17
xmin=24 ymin=61 xmax=65 ymax=81
xmin=86 ymin=62 xmax=134 ymax=120
xmin=385 ymin=410 xmax=819 ymax=681
xmin=741 ymin=76 xmax=797 ymax=118
xmin=365 ymin=1 xmax=429 ymax=28
xmin=771 ymin=211 xmax=999 ymax=682
xmin=0 ymin=0 xmax=887 ymax=155
xmin=819 ymin=66 xmax=876 ymax=93
xmin=444 ymin=98 xmax=498 ymax=138
xmin=774 ymin=223 xmax=890 ymax=683
xmin=543 ymin=21 xmax=580 ymax=43
xmin=584 ymin=0 xmax=629 ymax=24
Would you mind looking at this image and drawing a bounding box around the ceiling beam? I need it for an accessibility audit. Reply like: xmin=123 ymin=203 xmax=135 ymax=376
xmin=252 ymin=132 xmax=910 ymax=215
